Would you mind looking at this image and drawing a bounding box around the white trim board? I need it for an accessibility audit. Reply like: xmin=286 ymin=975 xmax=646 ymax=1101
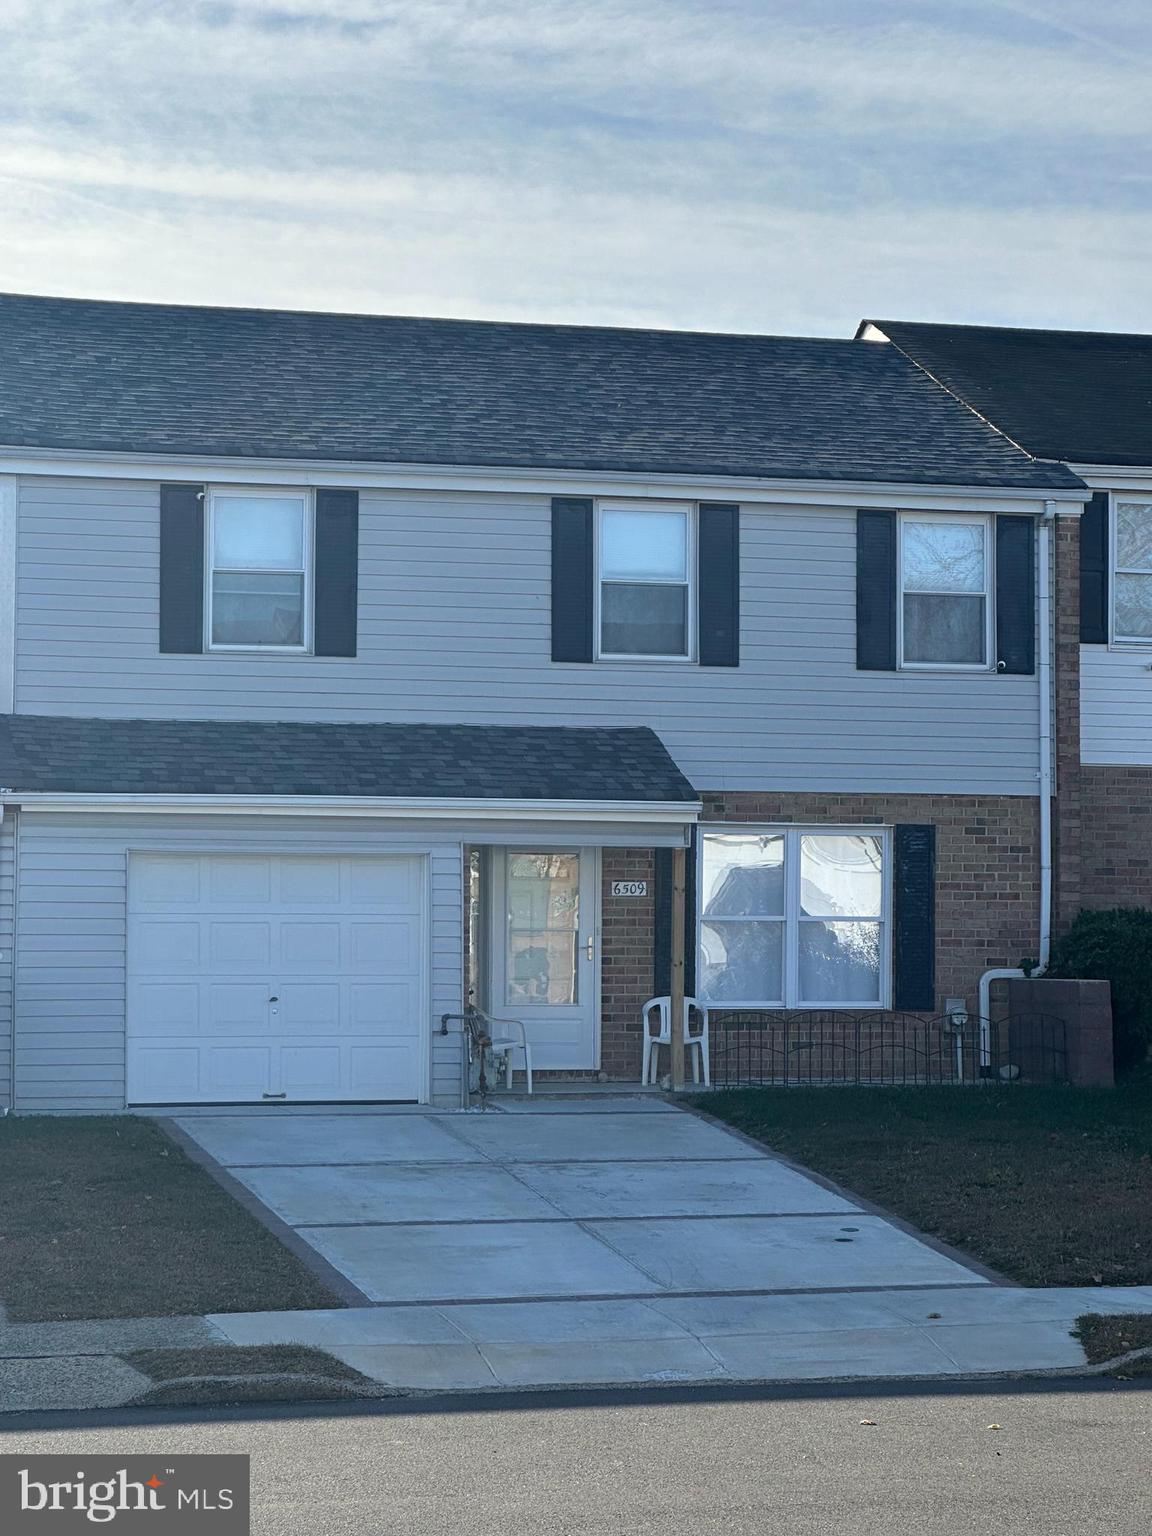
xmin=0 ymin=446 xmax=1087 ymax=513
xmin=0 ymin=792 xmax=700 ymax=827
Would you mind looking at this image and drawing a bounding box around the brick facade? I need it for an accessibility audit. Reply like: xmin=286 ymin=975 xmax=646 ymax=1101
xmin=1053 ymin=512 xmax=1084 ymax=932
xmin=595 ymin=791 xmax=1042 ymax=1081
xmin=1053 ymin=508 xmax=1152 ymax=915
xmin=600 ymin=847 xmax=658 ymax=1079
xmin=1080 ymin=766 xmax=1152 ymax=909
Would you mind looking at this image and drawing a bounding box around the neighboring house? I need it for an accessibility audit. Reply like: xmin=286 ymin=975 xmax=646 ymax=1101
xmin=859 ymin=319 xmax=1152 ymax=933
xmin=0 ymin=294 xmax=1085 ymax=1112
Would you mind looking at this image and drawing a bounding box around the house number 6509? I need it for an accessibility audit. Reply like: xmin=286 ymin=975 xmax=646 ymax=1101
xmin=611 ymin=881 xmax=648 ymax=897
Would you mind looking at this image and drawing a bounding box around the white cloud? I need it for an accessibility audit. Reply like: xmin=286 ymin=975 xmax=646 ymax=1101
xmin=0 ymin=0 xmax=1149 ymax=331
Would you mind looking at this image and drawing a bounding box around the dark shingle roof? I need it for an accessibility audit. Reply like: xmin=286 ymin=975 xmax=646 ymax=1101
xmin=866 ymin=319 xmax=1152 ymax=467
xmin=0 ymin=716 xmax=697 ymax=803
xmin=0 ymin=293 xmax=1078 ymax=488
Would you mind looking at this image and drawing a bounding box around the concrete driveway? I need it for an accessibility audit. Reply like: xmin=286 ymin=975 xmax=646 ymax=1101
xmin=152 ymin=1098 xmax=1040 ymax=1390
xmin=169 ymin=1098 xmax=982 ymax=1306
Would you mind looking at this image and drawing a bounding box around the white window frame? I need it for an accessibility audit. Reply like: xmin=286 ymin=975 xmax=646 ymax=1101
xmin=205 ymin=486 xmax=314 ymax=654
xmin=697 ymin=825 xmax=892 ymax=1010
xmin=594 ymin=499 xmax=696 ymax=663
xmin=1109 ymin=490 xmax=1152 ymax=646
xmin=896 ymin=511 xmax=993 ymax=672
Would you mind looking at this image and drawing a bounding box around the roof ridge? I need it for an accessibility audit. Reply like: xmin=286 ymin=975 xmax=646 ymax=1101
xmin=0 ymin=290 xmax=868 ymax=349
xmin=869 ymin=317 xmax=1152 ymax=345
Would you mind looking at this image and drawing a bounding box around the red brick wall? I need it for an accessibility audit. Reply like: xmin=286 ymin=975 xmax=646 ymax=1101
xmin=596 ymin=793 xmax=1041 ymax=1080
xmin=1080 ymin=765 xmax=1152 ymax=909
xmin=599 ymin=847 xmax=657 ymax=1079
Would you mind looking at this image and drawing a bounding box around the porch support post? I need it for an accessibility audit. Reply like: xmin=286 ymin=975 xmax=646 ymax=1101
xmin=669 ymin=843 xmax=687 ymax=1090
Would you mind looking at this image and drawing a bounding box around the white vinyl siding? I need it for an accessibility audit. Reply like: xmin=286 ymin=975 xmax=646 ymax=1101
xmin=9 ymin=814 xmax=464 ymax=1112
xmin=13 ymin=477 xmax=1041 ymax=795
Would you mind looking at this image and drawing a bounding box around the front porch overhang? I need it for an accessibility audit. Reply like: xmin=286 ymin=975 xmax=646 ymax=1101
xmin=0 ymin=793 xmax=700 ymax=847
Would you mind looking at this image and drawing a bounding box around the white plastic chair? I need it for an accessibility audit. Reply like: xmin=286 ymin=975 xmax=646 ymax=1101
xmin=487 ymin=1016 xmax=534 ymax=1094
xmin=640 ymin=996 xmax=710 ymax=1087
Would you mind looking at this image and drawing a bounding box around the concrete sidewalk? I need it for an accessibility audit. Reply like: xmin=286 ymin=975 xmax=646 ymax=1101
xmin=3 ymin=1287 xmax=1152 ymax=1410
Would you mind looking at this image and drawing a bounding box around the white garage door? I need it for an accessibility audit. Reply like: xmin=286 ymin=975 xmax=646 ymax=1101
xmin=127 ymin=853 xmax=427 ymax=1104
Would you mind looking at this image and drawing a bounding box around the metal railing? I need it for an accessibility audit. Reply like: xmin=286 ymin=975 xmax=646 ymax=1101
xmin=707 ymin=1009 xmax=1068 ymax=1088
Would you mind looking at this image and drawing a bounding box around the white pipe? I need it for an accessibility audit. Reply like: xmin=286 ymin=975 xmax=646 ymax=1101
xmin=978 ymin=505 xmax=1056 ymax=1068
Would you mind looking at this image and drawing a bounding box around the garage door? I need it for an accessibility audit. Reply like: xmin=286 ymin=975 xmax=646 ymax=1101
xmin=127 ymin=853 xmax=426 ymax=1104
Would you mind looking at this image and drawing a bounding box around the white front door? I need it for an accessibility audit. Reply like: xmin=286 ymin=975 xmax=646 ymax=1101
xmin=488 ymin=849 xmax=598 ymax=1070
xmin=127 ymin=853 xmax=427 ymax=1104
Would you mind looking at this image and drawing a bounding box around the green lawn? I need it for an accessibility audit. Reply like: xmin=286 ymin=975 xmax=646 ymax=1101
xmin=693 ymin=1081 xmax=1152 ymax=1287
xmin=0 ymin=1116 xmax=343 ymax=1321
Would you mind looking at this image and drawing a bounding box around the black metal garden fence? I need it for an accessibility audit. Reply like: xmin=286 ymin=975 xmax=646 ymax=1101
xmin=708 ymin=1009 xmax=1067 ymax=1088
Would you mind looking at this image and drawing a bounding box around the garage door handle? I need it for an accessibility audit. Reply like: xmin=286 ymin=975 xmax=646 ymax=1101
xmin=268 ymin=996 xmax=279 ymax=1003
xmin=262 ymin=1092 xmax=287 ymax=1100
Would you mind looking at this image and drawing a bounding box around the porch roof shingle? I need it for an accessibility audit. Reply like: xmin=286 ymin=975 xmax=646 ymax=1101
xmin=0 ymin=716 xmax=698 ymax=804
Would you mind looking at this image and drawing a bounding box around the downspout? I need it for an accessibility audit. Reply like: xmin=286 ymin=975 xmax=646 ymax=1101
xmin=3 ymin=804 xmax=17 ymax=1115
xmin=978 ymin=503 xmax=1056 ymax=1064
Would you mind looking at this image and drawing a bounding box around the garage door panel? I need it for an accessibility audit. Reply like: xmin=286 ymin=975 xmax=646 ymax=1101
xmin=128 ymin=853 xmax=427 ymax=1104
xmin=209 ymin=983 xmax=274 ymax=1030
xmin=135 ymin=1046 xmax=201 ymax=1099
xmin=350 ymin=919 xmax=420 ymax=971
xmin=133 ymin=981 xmax=199 ymax=1036
xmin=279 ymin=983 xmax=342 ymax=1033
xmin=348 ymin=859 xmax=420 ymax=910
xmin=280 ymin=922 xmax=342 ymax=969
xmin=203 ymin=1045 xmax=274 ymax=1096
xmin=350 ymin=1044 xmax=421 ymax=1098
xmin=133 ymin=857 xmax=201 ymax=906
xmin=281 ymin=1045 xmax=343 ymax=1094
xmin=353 ymin=981 xmax=422 ymax=1032
xmin=133 ymin=919 xmax=201 ymax=972
xmin=278 ymin=859 xmax=342 ymax=905
xmin=208 ymin=858 xmax=272 ymax=905
xmin=208 ymin=921 xmax=272 ymax=969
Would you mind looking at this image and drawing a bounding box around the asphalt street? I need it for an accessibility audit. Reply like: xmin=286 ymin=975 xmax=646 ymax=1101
xmin=1 ymin=1378 xmax=1149 ymax=1534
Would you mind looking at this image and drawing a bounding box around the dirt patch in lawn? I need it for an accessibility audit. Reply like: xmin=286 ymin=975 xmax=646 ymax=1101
xmin=124 ymin=1344 xmax=386 ymax=1407
xmin=0 ymin=1116 xmax=343 ymax=1321
xmin=693 ymin=1083 xmax=1152 ymax=1287
xmin=1075 ymin=1315 xmax=1152 ymax=1377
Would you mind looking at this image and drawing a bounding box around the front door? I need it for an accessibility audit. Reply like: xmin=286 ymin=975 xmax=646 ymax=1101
xmin=488 ymin=849 xmax=598 ymax=1070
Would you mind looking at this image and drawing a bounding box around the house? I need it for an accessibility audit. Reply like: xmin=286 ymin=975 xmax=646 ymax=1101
xmin=0 ymin=293 xmax=1086 ymax=1112
xmin=859 ymin=319 xmax=1152 ymax=932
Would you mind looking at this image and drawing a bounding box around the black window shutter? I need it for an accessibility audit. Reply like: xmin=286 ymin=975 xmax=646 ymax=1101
xmin=684 ymin=830 xmax=698 ymax=996
xmin=697 ymin=503 xmax=740 ymax=666
xmin=313 ymin=489 xmax=359 ymax=657
xmin=893 ymin=824 xmax=936 ymax=1011
xmin=1079 ymin=491 xmax=1109 ymax=644
xmin=995 ymin=514 xmax=1035 ymax=674
xmin=856 ymin=509 xmax=897 ymax=669
xmin=551 ymin=498 xmax=594 ymax=662
xmin=653 ymin=848 xmax=672 ymax=995
xmin=159 ymin=483 xmax=205 ymax=654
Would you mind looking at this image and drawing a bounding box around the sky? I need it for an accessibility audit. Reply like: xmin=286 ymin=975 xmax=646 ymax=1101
xmin=0 ymin=0 xmax=1150 ymax=337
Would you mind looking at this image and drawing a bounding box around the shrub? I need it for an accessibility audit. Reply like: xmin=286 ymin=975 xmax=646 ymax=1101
xmin=1049 ymin=908 xmax=1152 ymax=1070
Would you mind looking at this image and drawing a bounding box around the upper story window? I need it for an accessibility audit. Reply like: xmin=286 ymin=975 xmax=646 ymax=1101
xmin=1113 ymin=499 xmax=1152 ymax=641
xmin=597 ymin=503 xmax=694 ymax=660
xmin=698 ymin=828 xmax=888 ymax=1008
xmin=898 ymin=512 xmax=991 ymax=669
xmin=207 ymin=489 xmax=311 ymax=650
